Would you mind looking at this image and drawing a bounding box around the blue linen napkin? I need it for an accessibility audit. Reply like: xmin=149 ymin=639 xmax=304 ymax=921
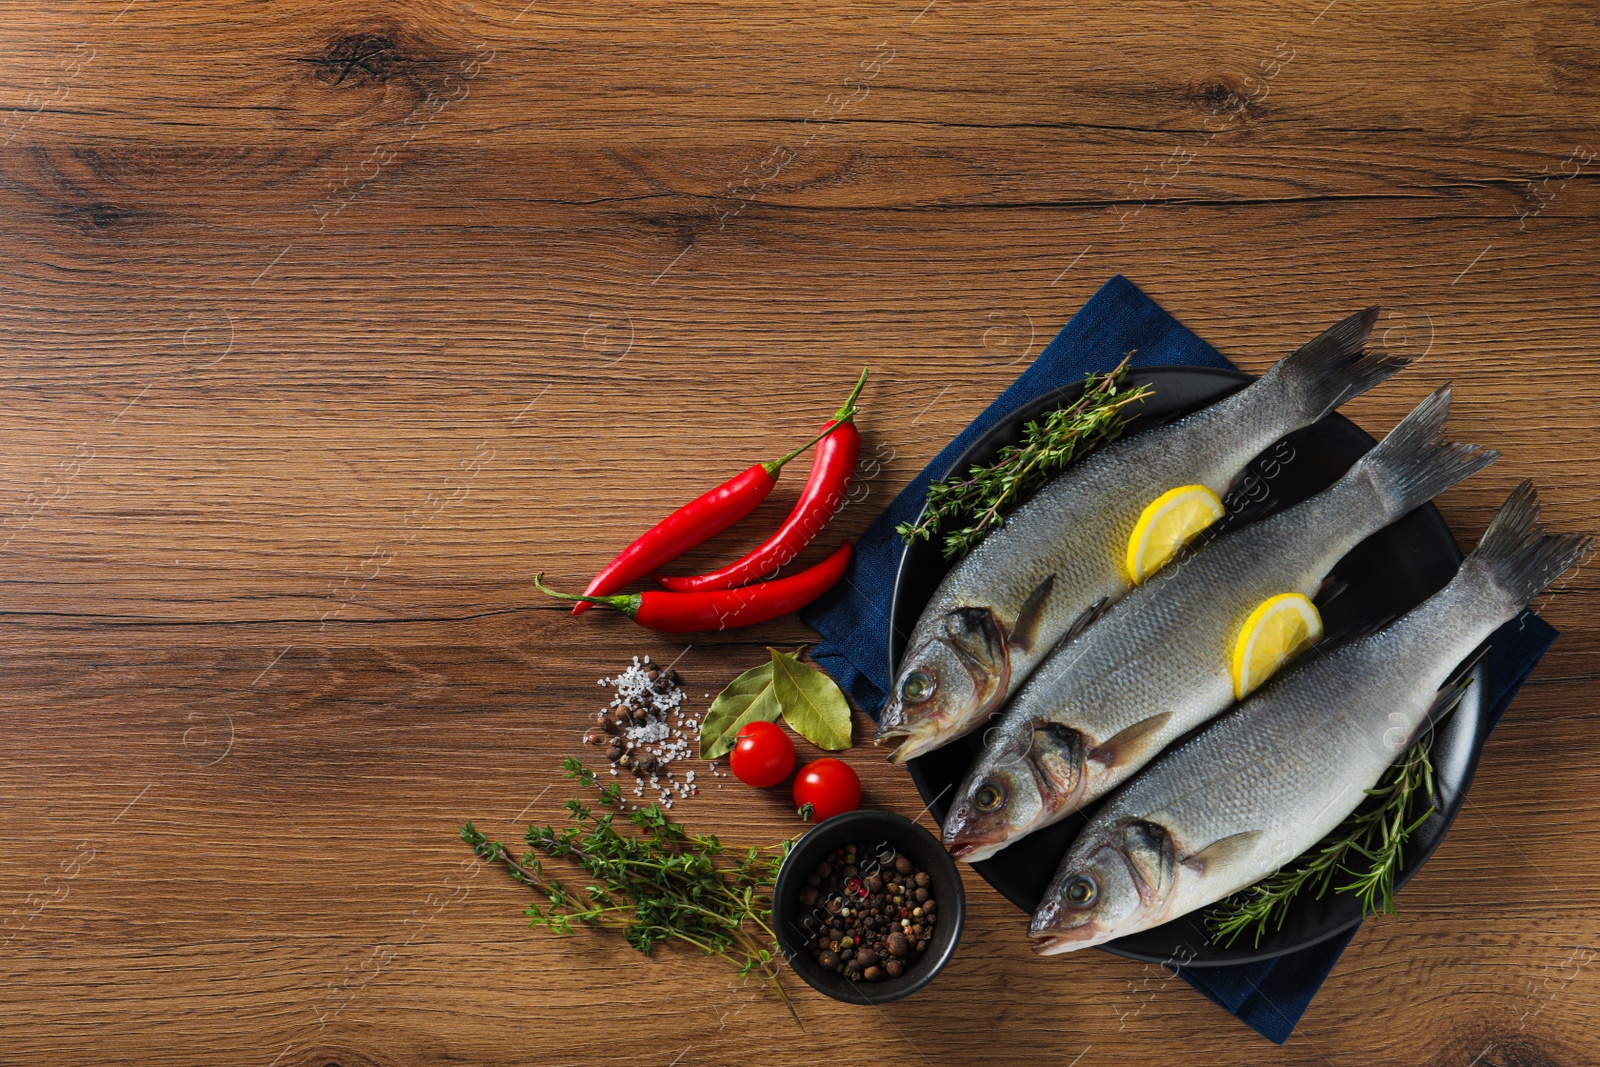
xmin=800 ymin=275 xmax=1559 ymax=1043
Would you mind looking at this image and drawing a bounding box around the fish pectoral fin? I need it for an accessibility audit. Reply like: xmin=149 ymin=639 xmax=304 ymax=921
xmin=1179 ymin=830 xmax=1263 ymax=876
xmin=1087 ymin=712 xmax=1174 ymax=768
xmin=1007 ymin=575 xmax=1056 ymax=654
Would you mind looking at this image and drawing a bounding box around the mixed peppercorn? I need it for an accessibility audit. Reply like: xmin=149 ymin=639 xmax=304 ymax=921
xmin=794 ymin=842 xmax=938 ymax=982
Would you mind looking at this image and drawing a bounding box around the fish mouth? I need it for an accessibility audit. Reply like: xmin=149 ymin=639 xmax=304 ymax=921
xmin=873 ymin=716 xmax=910 ymax=744
xmin=1028 ymin=925 xmax=1108 ymax=955
xmin=944 ymin=835 xmax=1008 ymax=863
xmin=884 ymin=728 xmax=946 ymax=764
xmin=875 ymin=697 xmax=908 ymax=740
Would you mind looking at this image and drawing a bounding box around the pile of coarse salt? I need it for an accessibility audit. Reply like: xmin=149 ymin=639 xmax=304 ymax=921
xmin=595 ymin=655 xmax=704 ymax=811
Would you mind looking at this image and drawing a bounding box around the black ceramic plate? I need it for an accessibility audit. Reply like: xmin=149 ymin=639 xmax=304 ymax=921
xmin=890 ymin=367 xmax=1491 ymax=967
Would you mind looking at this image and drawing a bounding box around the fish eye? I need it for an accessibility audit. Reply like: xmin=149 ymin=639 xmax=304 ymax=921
xmin=1065 ymin=876 xmax=1097 ymax=906
xmin=901 ymin=670 xmax=935 ymax=703
xmin=974 ymin=782 xmax=1004 ymax=811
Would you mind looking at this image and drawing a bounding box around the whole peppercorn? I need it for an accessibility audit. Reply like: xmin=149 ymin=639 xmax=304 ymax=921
xmin=796 ymin=842 xmax=939 ymax=985
xmin=606 ymin=745 xmax=624 ymax=763
xmin=630 ymin=705 xmax=649 ymax=724
xmin=616 ymin=753 xmax=633 ymax=770
xmin=583 ymin=726 xmax=608 ymax=745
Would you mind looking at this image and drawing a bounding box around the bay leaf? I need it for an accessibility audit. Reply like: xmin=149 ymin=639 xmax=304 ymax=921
xmin=699 ymin=660 xmax=782 ymax=760
xmin=768 ymin=646 xmax=852 ymax=751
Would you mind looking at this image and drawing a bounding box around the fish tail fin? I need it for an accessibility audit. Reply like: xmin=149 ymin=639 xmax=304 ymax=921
xmin=1262 ymin=307 xmax=1407 ymax=422
xmin=1465 ymin=480 xmax=1594 ymax=608
xmin=1353 ymin=384 xmax=1499 ymax=520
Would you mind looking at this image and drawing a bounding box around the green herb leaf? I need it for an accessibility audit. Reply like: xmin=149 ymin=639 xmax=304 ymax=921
xmin=699 ymin=660 xmax=782 ymax=759
xmin=460 ymin=759 xmax=798 ymax=1024
xmin=896 ymin=355 xmax=1152 ymax=560
xmin=768 ymin=646 xmax=852 ymax=751
xmin=1203 ymin=729 xmax=1438 ymax=947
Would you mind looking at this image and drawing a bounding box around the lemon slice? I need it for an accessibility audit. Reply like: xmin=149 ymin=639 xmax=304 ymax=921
xmin=1231 ymin=593 xmax=1323 ymax=699
xmin=1124 ymin=484 xmax=1225 ymax=585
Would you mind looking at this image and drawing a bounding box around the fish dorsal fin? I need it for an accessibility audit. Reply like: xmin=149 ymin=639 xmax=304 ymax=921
xmin=1088 ymin=711 xmax=1173 ymax=768
xmin=1311 ymin=605 xmax=1398 ymax=650
xmin=1312 ymin=575 xmax=1348 ymax=609
xmin=1421 ymin=656 xmax=1483 ymax=730
xmin=1180 ymin=830 xmax=1262 ymax=875
xmin=1008 ymin=574 xmax=1056 ymax=653
xmin=1440 ymin=641 xmax=1490 ymax=696
xmin=1055 ymin=595 xmax=1110 ymax=654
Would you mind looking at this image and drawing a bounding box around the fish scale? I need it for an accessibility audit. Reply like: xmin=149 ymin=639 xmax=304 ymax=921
xmin=879 ymin=308 xmax=1403 ymax=763
xmin=1029 ymin=481 xmax=1593 ymax=953
xmin=941 ymin=385 xmax=1498 ymax=860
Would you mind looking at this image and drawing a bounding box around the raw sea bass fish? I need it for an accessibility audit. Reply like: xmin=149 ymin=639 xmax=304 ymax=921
xmin=942 ymin=386 xmax=1497 ymax=861
xmin=1029 ymin=481 xmax=1592 ymax=954
xmin=879 ymin=308 xmax=1403 ymax=763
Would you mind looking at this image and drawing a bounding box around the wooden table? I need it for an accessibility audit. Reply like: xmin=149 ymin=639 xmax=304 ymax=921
xmin=2 ymin=1 xmax=1596 ymax=1063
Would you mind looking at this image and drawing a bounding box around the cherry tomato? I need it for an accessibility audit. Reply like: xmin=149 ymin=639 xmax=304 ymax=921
xmin=729 ymin=721 xmax=796 ymax=788
xmin=792 ymin=758 xmax=862 ymax=823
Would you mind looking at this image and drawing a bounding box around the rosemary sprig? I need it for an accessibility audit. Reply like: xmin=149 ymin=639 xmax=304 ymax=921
xmin=896 ymin=355 xmax=1153 ymax=560
xmin=462 ymin=758 xmax=796 ymax=1018
xmin=1205 ymin=732 xmax=1437 ymax=948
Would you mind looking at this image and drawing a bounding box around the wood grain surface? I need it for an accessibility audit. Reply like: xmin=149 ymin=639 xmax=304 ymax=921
xmin=2 ymin=1 xmax=1598 ymax=1064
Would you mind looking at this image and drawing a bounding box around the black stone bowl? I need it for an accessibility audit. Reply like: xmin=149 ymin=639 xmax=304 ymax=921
xmin=772 ymin=810 xmax=966 ymax=1004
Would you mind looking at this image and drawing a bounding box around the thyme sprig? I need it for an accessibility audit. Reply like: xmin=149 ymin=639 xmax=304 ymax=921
xmin=1205 ymin=732 xmax=1437 ymax=948
xmin=897 ymin=355 xmax=1152 ymax=560
xmin=462 ymin=758 xmax=796 ymax=1018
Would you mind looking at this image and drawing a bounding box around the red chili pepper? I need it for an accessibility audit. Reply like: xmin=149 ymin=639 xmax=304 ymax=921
xmin=656 ymin=369 xmax=866 ymax=593
xmin=538 ymin=541 xmax=851 ymax=633
xmin=571 ymin=375 xmax=864 ymax=615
